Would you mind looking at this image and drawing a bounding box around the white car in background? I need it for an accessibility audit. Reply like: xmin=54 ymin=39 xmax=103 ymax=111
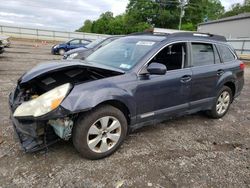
xmin=0 ymin=35 xmax=10 ymax=47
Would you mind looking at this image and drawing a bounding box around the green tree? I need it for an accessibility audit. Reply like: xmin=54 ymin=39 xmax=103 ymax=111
xmin=221 ymin=2 xmax=250 ymax=18
xmin=76 ymin=20 xmax=93 ymax=33
xmin=109 ymin=15 xmax=126 ymax=35
xmin=126 ymin=0 xmax=180 ymax=29
xmin=91 ymin=11 xmax=114 ymax=34
xmin=76 ymin=0 xmax=226 ymax=34
xmin=183 ymin=0 xmax=224 ymax=30
xmin=244 ymin=0 xmax=250 ymax=5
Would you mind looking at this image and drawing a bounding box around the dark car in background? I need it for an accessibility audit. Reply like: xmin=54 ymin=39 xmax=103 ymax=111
xmin=63 ymin=36 xmax=121 ymax=60
xmin=51 ymin=38 xmax=92 ymax=55
xmin=9 ymin=32 xmax=244 ymax=159
xmin=0 ymin=40 xmax=5 ymax=54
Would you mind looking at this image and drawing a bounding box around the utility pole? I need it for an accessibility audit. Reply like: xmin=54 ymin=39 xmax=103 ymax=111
xmin=178 ymin=0 xmax=189 ymax=30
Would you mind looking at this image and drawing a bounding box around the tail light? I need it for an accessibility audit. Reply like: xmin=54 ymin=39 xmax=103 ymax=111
xmin=240 ymin=62 xmax=245 ymax=70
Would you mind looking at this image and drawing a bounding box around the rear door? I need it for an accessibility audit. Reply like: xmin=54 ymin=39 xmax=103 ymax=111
xmin=190 ymin=42 xmax=224 ymax=109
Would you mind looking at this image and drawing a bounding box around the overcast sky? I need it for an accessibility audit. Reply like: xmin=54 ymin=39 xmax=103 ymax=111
xmin=0 ymin=0 xmax=245 ymax=31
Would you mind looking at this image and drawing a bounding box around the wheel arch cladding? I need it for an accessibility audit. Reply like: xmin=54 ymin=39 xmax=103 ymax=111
xmin=224 ymin=81 xmax=236 ymax=98
xmin=216 ymin=71 xmax=236 ymax=96
xmin=96 ymin=100 xmax=131 ymax=125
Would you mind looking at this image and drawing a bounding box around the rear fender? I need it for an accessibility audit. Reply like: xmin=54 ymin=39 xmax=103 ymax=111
xmin=215 ymin=71 xmax=236 ymax=95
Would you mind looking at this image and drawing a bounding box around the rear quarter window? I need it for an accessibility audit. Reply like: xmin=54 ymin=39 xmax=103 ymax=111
xmin=217 ymin=45 xmax=236 ymax=62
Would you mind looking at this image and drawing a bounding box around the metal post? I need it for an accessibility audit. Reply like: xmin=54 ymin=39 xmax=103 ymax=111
xmin=53 ymin=31 xmax=55 ymax=41
xmin=178 ymin=0 xmax=188 ymax=30
xmin=178 ymin=3 xmax=184 ymax=30
xmin=241 ymin=40 xmax=245 ymax=55
xmin=36 ymin=29 xmax=38 ymax=40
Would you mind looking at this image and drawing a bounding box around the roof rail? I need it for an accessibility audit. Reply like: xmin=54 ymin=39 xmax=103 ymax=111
xmin=127 ymin=30 xmax=226 ymax=42
xmin=169 ymin=32 xmax=227 ymax=42
xmin=127 ymin=31 xmax=154 ymax=36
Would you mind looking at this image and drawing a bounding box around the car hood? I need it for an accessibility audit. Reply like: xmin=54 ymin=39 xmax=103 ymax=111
xmin=64 ymin=47 xmax=89 ymax=55
xmin=19 ymin=60 xmax=125 ymax=84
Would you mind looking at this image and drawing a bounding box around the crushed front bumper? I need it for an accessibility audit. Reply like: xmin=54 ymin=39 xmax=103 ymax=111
xmin=9 ymin=90 xmax=64 ymax=152
xmin=10 ymin=113 xmax=59 ymax=152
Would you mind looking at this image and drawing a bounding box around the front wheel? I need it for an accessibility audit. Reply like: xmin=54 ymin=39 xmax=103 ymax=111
xmin=73 ymin=105 xmax=128 ymax=159
xmin=207 ymin=86 xmax=232 ymax=119
xmin=58 ymin=48 xmax=65 ymax=55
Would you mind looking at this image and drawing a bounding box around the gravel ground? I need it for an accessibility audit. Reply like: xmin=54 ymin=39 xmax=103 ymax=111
xmin=0 ymin=39 xmax=249 ymax=188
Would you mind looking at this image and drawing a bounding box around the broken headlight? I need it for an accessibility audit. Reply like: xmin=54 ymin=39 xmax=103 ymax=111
xmin=67 ymin=52 xmax=78 ymax=60
xmin=14 ymin=83 xmax=71 ymax=117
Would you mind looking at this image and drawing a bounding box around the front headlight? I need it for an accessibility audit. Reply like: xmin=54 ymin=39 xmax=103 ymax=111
xmin=67 ymin=53 xmax=78 ymax=60
xmin=14 ymin=83 xmax=71 ymax=117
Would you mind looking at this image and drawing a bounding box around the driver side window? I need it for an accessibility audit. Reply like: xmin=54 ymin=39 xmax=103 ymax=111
xmin=150 ymin=42 xmax=187 ymax=71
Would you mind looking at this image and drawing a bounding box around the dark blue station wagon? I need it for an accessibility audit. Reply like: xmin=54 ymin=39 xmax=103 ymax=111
xmin=51 ymin=38 xmax=92 ymax=55
xmin=9 ymin=32 xmax=244 ymax=159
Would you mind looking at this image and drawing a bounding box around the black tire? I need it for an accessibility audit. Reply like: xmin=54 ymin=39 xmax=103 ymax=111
xmin=207 ymin=86 xmax=233 ymax=119
xmin=58 ymin=48 xmax=65 ymax=55
xmin=72 ymin=105 xmax=128 ymax=160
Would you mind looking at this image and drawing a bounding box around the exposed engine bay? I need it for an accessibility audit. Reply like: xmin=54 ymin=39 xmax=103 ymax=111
xmin=9 ymin=63 xmax=123 ymax=152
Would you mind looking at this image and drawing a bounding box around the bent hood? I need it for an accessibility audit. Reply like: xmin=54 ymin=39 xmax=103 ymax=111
xmin=19 ymin=60 xmax=124 ymax=84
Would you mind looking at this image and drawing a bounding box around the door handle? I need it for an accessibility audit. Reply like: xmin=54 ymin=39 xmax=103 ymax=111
xmin=180 ymin=75 xmax=192 ymax=83
xmin=217 ymin=69 xmax=224 ymax=76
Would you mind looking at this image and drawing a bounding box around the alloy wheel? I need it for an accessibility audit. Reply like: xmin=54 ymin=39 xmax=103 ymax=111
xmin=216 ymin=91 xmax=230 ymax=115
xmin=87 ymin=116 xmax=121 ymax=153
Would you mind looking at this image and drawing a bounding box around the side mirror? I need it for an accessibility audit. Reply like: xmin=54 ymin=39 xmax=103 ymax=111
xmin=147 ymin=62 xmax=167 ymax=75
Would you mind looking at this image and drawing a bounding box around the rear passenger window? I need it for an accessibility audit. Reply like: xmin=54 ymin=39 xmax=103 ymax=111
xmin=217 ymin=45 xmax=235 ymax=62
xmin=192 ymin=43 xmax=215 ymax=66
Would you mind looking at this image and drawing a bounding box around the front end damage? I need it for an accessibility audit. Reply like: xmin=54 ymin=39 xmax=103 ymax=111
xmin=9 ymin=80 xmax=76 ymax=152
xmin=9 ymin=61 xmax=123 ymax=152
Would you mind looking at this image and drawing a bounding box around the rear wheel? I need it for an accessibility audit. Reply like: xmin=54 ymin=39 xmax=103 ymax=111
xmin=73 ymin=105 xmax=128 ymax=159
xmin=207 ymin=86 xmax=232 ymax=118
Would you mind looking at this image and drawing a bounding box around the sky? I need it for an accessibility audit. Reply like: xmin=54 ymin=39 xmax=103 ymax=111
xmin=0 ymin=0 xmax=245 ymax=31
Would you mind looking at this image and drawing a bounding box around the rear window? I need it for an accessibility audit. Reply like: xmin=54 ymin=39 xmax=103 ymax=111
xmin=191 ymin=43 xmax=215 ymax=66
xmin=217 ymin=45 xmax=235 ymax=62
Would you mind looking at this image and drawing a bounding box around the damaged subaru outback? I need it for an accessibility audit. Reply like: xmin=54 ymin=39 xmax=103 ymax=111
xmin=9 ymin=32 xmax=244 ymax=159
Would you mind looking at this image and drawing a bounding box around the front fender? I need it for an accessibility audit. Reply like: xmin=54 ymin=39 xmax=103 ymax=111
xmin=61 ymin=82 xmax=136 ymax=117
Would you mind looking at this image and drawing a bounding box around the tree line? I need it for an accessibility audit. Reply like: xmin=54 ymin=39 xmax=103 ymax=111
xmin=76 ymin=0 xmax=250 ymax=34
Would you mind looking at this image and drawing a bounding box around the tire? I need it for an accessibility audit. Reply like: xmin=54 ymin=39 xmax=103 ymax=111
xmin=73 ymin=105 xmax=128 ymax=160
xmin=58 ymin=48 xmax=65 ymax=55
xmin=207 ymin=86 xmax=232 ymax=119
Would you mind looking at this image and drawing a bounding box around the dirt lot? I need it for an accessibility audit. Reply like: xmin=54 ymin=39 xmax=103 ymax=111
xmin=0 ymin=39 xmax=249 ymax=188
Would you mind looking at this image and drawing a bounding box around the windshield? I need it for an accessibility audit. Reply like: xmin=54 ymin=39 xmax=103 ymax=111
xmin=86 ymin=37 xmax=158 ymax=70
xmin=85 ymin=38 xmax=105 ymax=49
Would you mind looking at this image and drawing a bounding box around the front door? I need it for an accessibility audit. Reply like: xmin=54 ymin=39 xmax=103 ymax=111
xmin=136 ymin=42 xmax=192 ymax=122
